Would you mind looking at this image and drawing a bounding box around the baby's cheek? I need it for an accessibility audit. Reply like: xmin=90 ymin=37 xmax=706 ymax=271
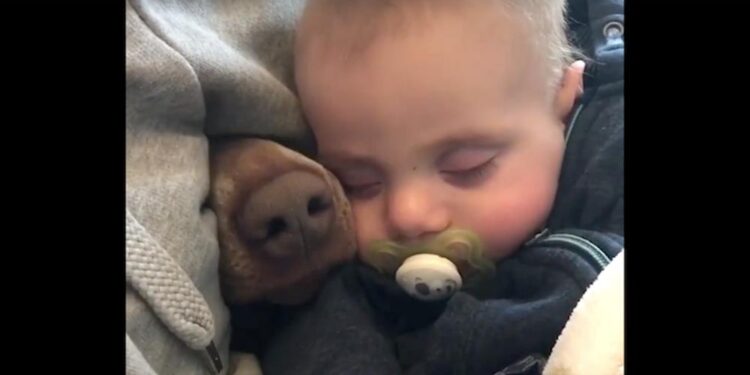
xmin=351 ymin=203 xmax=384 ymax=258
xmin=473 ymin=216 xmax=528 ymax=260
xmin=471 ymin=195 xmax=554 ymax=260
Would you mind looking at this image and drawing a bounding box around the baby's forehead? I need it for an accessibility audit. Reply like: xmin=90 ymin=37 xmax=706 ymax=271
xmin=298 ymin=11 xmax=547 ymax=99
xmin=297 ymin=0 xmax=540 ymax=64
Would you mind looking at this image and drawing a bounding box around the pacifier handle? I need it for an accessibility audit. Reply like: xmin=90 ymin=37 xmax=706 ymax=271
xmin=395 ymin=253 xmax=463 ymax=301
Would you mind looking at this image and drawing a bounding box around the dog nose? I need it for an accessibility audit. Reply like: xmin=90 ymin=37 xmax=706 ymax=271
xmin=238 ymin=171 xmax=334 ymax=258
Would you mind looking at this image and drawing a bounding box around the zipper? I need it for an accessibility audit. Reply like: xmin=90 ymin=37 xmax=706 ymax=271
xmin=528 ymin=231 xmax=612 ymax=272
xmin=565 ymin=102 xmax=585 ymax=144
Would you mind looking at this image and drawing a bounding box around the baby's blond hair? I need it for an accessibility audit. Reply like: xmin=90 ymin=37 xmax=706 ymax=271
xmin=296 ymin=0 xmax=577 ymax=93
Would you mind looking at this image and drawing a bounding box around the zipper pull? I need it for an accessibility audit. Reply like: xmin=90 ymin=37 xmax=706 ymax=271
xmin=524 ymin=228 xmax=550 ymax=247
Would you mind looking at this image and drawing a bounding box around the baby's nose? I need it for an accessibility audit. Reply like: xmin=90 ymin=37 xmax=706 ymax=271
xmin=386 ymin=182 xmax=449 ymax=240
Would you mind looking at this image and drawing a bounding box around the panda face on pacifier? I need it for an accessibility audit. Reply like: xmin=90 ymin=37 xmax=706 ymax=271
xmin=407 ymin=276 xmax=459 ymax=300
xmin=395 ymin=253 xmax=463 ymax=301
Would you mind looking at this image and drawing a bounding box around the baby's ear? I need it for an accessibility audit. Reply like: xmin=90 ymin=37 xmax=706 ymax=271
xmin=554 ymin=61 xmax=585 ymax=120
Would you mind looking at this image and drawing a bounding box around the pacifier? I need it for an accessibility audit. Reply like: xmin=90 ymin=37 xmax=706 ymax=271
xmin=363 ymin=228 xmax=495 ymax=302
xmin=395 ymin=253 xmax=462 ymax=301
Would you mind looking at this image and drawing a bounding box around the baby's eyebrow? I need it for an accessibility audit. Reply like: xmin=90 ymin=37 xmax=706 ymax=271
xmin=318 ymin=152 xmax=378 ymax=169
xmin=423 ymin=133 xmax=503 ymax=154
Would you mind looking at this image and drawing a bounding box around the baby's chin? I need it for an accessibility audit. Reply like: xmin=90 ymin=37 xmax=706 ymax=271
xmin=478 ymin=221 xmax=550 ymax=259
xmin=480 ymin=240 xmax=523 ymax=261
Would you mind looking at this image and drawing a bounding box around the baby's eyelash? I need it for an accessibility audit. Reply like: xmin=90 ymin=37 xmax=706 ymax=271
xmin=441 ymin=158 xmax=498 ymax=186
xmin=342 ymin=182 xmax=382 ymax=200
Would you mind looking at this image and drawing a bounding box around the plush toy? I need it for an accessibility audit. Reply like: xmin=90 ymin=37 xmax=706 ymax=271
xmin=210 ymin=138 xmax=358 ymax=306
xmin=543 ymin=250 xmax=624 ymax=375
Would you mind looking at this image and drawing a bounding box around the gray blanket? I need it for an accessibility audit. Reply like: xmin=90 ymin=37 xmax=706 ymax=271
xmin=126 ymin=1 xmax=309 ymax=373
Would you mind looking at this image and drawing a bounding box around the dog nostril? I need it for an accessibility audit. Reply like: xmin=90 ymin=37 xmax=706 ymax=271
xmin=266 ymin=217 xmax=287 ymax=239
xmin=307 ymin=194 xmax=331 ymax=216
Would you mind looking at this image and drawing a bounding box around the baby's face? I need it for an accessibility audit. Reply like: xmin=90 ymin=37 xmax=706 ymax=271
xmin=296 ymin=8 xmax=573 ymax=261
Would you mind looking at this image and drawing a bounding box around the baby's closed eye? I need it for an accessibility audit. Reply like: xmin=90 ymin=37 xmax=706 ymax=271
xmin=335 ymin=168 xmax=383 ymax=199
xmin=438 ymin=147 xmax=500 ymax=185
